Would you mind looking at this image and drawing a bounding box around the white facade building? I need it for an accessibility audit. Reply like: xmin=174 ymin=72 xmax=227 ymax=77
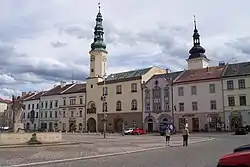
xmin=22 ymin=92 xmax=46 ymax=131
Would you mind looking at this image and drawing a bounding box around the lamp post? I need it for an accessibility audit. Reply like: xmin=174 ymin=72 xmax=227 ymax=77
xmin=170 ymin=77 xmax=175 ymax=126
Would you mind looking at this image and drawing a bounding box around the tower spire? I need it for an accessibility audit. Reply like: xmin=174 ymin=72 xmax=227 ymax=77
xmin=90 ymin=3 xmax=107 ymax=52
xmin=188 ymin=15 xmax=206 ymax=56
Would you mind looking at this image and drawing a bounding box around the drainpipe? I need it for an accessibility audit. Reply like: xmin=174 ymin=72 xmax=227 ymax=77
xmin=221 ymin=79 xmax=226 ymax=131
xmin=141 ymin=82 xmax=144 ymax=130
xmin=171 ymin=77 xmax=175 ymax=127
xmin=84 ymin=91 xmax=87 ymax=132
xmin=38 ymin=98 xmax=41 ymax=130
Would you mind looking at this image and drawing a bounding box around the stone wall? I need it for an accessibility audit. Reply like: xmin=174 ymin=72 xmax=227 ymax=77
xmin=0 ymin=132 xmax=62 ymax=145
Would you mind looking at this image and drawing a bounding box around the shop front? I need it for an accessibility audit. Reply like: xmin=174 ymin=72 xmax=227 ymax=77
xmin=174 ymin=112 xmax=224 ymax=132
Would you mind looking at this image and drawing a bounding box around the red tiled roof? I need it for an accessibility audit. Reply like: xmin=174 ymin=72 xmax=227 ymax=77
xmin=0 ymin=98 xmax=10 ymax=103
xmin=42 ymin=83 xmax=75 ymax=96
xmin=24 ymin=91 xmax=47 ymax=101
xmin=61 ymin=83 xmax=86 ymax=94
xmin=174 ymin=66 xmax=225 ymax=83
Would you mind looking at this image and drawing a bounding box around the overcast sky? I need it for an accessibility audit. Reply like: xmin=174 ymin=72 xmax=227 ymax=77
xmin=0 ymin=0 xmax=250 ymax=99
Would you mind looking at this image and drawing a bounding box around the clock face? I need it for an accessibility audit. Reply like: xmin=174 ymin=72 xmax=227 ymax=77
xmin=91 ymin=55 xmax=95 ymax=61
xmin=103 ymin=56 xmax=107 ymax=62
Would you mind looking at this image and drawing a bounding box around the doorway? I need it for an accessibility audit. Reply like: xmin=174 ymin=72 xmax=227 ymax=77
xmin=192 ymin=118 xmax=199 ymax=132
xmin=147 ymin=119 xmax=154 ymax=132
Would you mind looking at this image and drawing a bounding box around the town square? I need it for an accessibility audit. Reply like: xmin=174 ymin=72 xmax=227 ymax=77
xmin=0 ymin=0 xmax=250 ymax=167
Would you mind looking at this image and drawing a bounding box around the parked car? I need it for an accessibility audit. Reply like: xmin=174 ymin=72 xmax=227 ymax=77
xmin=124 ymin=128 xmax=134 ymax=135
xmin=217 ymin=151 xmax=250 ymax=167
xmin=235 ymin=127 xmax=248 ymax=135
xmin=234 ymin=144 xmax=250 ymax=153
xmin=132 ymin=128 xmax=147 ymax=135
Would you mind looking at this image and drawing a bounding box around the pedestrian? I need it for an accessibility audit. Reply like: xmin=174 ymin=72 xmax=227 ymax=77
xmin=182 ymin=127 xmax=189 ymax=147
xmin=165 ymin=128 xmax=171 ymax=146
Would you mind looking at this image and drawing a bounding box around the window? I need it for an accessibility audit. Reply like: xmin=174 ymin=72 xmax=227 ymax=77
xmin=209 ymin=84 xmax=215 ymax=93
xmin=164 ymin=87 xmax=170 ymax=111
xmin=131 ymin=99 xmax=137 ymax=110
xmin=179 ymin=103 xmax=184 ymax=112
xmin=191 ymin=86 xmax=197 ymax=95
xmin=28 ymin=104 xmax=30 ymax=109
xmin=91 ymin=84 xmax=93 ymax=88
xmin=79 ymin=110 xmax=82 ymax=117
xmin=23 ymin=105 xmax=26 ymax=110
xmin=116 ymin=100 xmax=122 ymax=111
xmin=210 ymin=100 xmax=217 ymax=110
xmin=50 ymin=101 xmax=53 ymax=108
xmin=55 ymin=100 xmax=58 ymax=107
xmin=227 ymin=80 xmax=234 ymax=90
xmin=27 ymin=113 xmax=30 ymax=118
xmin=45 ymin=111 xmax=48 ymax=118
xmin=238 ymin=79 xmax=245 ymax=89
xmin=40 ymin=112 xmax=43 ymax=118
xmin=32 ymin=104 xmax=34 ymax=109
xmin=102 ymin=102 xmax=107 ymax=112
xmin=178 ymin=87 xmax=184 ymax=96
xmin=153 ymin=87 xmax=161 ymax=111
xmin=36 ymin=112 xmax=38 ymax=118
xmin=41 ymin=102 xmax=43 ymax=108
xmin=70 ymin=99 xmax=76 ymax=105
xmin=49 ymin=111 xmax=52 ymax=118
xmin=23 ymin=113 xmax=25 ymax=118
xmin=63 ymin=111 xmax=66 ymax=118
xmin=239 ymin=95 xmax=247 ymax=106
xmin=131 ymin=83 xmax=137 ymax=92
xmin=103 ymin=87 xmax=108 ymax=95
xmin=45 ymin=101 xmax=48 ymax=108
xmin=228 ymin=96 xmax=235 ymax=106
xmin=63 ymin=99 xmax=66 ymax=106
xmin=145 ymin=89 xmax=150 ymax=111
xmin=192 ymin=102 xmax=198 ymax=111
xmin=55 ymin=111 xmax=58 ymax=118
xmin=80 ymin=98 xmax=83 ymax=104
xmin=116 ymin=85 xmax=122 ymax=94
xmin=36 ymin=103 xmax=39 ymax=109
xmin=71 ymin=111 xmax=74 ymax=117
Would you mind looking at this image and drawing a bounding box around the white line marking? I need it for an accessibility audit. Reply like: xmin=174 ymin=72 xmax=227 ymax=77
xmin=9 ymin=138 xmax=215 ymax=167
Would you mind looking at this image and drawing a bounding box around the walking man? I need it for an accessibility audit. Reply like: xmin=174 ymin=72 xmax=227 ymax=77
xmin=165 ymin=127 xmax=171 ymax=146
xmin=182 ymin=127 xmax=189 ymax=147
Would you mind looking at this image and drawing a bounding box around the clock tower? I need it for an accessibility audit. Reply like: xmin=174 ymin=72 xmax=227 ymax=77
xmin=89 ymin=3 xmax=107 ymax=78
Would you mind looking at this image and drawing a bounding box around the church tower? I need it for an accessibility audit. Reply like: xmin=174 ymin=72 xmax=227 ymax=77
xmin=89 ymin=3 xmax=107 ymax=78
xmin=187 ymin=16 xmax=209 ymax=70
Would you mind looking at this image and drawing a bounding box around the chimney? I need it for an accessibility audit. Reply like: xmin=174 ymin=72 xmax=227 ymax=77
xmin=21 ymin=92 xmax=27 ymax=97
xmin=219 ymin=61 xmax=225 ymax=67
xmin=60 ymin=81 xmax=66 ymax=87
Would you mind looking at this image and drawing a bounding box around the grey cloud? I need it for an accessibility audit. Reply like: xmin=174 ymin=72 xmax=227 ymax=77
xmin=0 ymin=44 xmax=88 ymax=87
xmin=64 ymin=26 xmax=92 ymax=39
xmin=51 ymin=41 xmax=68 ymax=48
xmin=226 ymin=37 xmax=250 ymax=55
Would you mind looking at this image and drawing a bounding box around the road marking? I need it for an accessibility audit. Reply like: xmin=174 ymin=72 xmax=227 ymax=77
xmin=9 ymin=138 xmax=215 ymax=167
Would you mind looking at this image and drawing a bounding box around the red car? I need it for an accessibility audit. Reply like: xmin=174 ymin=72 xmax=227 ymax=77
xmin=132 ymin=128 xmax=147 ymax=135
xmin=217 ymin=151 xmax=250 ymax=167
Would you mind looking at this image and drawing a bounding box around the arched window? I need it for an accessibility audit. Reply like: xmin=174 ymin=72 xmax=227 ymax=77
xmin=131 ymin=99 xmax=137 ymax=110
xmin=116 ymin=100 xmax=122 ymax=111
xmin=153 ymin=86 xmax=161 ymax=111
xmin=145 ymin=89 xmax=150 ymax=111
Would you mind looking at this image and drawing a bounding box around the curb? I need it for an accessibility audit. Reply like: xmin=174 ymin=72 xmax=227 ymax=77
xmin=9 ymin=138 xmax=215 ymax=167
xmin=0 ymin=141 xmax=82 ymax=149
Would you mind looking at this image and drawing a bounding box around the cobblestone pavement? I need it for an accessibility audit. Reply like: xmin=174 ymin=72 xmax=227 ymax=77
xmin=0 ymin=134 xmax=212 ymax=166
xmin=34 ymin=134 xmax=250 ymax=167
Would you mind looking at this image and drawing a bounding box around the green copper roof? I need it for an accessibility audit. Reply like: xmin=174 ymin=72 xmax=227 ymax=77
xmin=90 ymin=5 xmax=107 ymax=52
xmin=106 ymin=67 xmax=152 ymax=81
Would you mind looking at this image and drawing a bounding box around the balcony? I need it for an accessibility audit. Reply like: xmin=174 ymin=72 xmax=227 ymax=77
xmin=87 ymin=108 xmax=96 ymax=114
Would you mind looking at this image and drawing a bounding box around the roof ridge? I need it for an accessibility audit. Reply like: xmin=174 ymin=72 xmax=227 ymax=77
xmin=109 ymin=66 xmax=152 ymax=75
xmin=60 ymin=83 xmax=76 ymax=94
